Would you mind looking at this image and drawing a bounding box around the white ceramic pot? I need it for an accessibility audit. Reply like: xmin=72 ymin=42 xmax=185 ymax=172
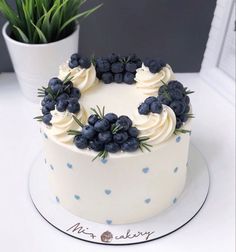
xmin=2 ymin=22 xmax=79 ymax=103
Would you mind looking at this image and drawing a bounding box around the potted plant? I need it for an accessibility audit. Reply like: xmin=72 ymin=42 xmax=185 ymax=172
xmin=0 ymin=0 xmax=102 ymax=102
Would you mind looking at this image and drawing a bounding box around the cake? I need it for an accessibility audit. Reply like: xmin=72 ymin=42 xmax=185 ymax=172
xmin=36 ymin=53 xmax=193 ymax=225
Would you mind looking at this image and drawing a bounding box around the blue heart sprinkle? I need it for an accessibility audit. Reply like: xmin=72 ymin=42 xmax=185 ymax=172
xmin=142 ymin=167 xmax=150 ymax=174
xmin=67 ymin=163 xmax=73 ymax=169
xmin=176 ymin=136 xmax=181 ymax=143
xmin=174 ymin=167 xmax=178 ymax=173
xmin=105 ymin=189 xmax=111 ymax=195
xmin=56 ymin=196 xmax=60 ymax=203
xmin=106 ymin=220 xmax=112 ymax=225
xmin=101 ymin=159 xmax=108 ymax=164
xmin=74 ymin=194 xmax=80 ymax=200
xmin=173 ymin=198 xmax=177 ymax=204
xmin=145 ymin=198 xmax=151 ymax=204
xmin=43 ymin=133 xmax=48 ymax=139
xmin=50 ymin=164 xmax=54 ymax=170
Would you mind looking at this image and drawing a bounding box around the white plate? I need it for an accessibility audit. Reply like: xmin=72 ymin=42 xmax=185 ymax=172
xmin=29 ymin=144 xmax=210 ymax=245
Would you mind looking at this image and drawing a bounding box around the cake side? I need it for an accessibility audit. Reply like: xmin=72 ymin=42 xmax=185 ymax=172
xmin=42 ymin=120 xmax=191 ymax=224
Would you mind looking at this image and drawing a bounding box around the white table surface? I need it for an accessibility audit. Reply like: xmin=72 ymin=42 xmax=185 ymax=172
xmin=0 ymin=73 xmax=235 ymax=252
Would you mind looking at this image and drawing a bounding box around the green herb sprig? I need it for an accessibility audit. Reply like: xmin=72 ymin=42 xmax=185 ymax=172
xmin=0 ymin=0 xmax=102 ymax=44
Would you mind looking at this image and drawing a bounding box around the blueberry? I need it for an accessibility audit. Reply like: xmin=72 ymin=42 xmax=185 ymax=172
xmin=41 ymin=95 xmax=52 ymax=106
xmin=144 ymin=58 xmax=151 ymax=67
xmin=96 ymin=71 xmax=102 ymax=80
xmin=184 ymin=105 xmax=190 ymax=113
xmin=45 ymin=100 xmax=56 ymax=111
xmin=116 ymin=116 xmax=132 ymax=131
xmin=128 ymin=127 xmax=139 ymax=137
xmin=158 ymin=85 xmax=169 ymax=95
xmin=104 ymin=113 xmax=118 ymax=123
xmin=128 ymin=53 xmax=138 ymax=62
xmin=183 ymin=95 xmax=190 ymax=105
xmin=94 ymin=119 xmax=110 ymax=132
xmin=169 ymin=101 xmax=186 ymax=116
xmin=150 ymin=101 xmax=163 ymax=114
xmin=88 ymin=114 xmax=99 ymax=126
xmin=49 ymin=78 xmax=63 ymax=94
xmin=113 ymin=132 xmax=129 ymax=144
xmin=138 ymin=103 xmax=150 ymax=115
xmin=144 ymin=96 xmax=158 ymax=105
xmin=42 ymin=113 xmax=52 ymax=125
xmin=79 ymin=57 xmax=91 ymax=69
xmin=74 ymin=134 xmax=88 ymax=149
xmin=96 ymin=58 xmax=110 ymax=72
xmin=176 ymin=118 xmax=183 ymax=129
xmin=98 ymin=131 xmax=113 ymax=144
xmin=149 ymin=59 xmax=162 ymax=73
xmin=89 ymin=138 xmax=104 ymax=152
xmin=111 ymin=62 xmax=124 ymax=73
xmin=105 ymin=142 xmax=120 ymax=153
xmin=178 ymin=114 xmax=189 ymax=123
xmin=135 ymin=59 xmax=142 ymax=68
xmin=125 ymin=62 xmax=137 ymax=73
xmin=168 ymin=81 xmax=184 ymax=92
xmin=169 ymin=89 xmax=184 ymax=100
xmin=82 ymin=125 xmax=96 ymax=140
xmin=102 ymin=72 xmax=113 ymax=84
xmin=70 ymin=87 xmax=81 ymax=99
xmin=123 ymin=72 xmax=135 ymax=84
xmin=56 ymin=93 xmax=69 ymax=101
xmin=42 ymin=106 xmax=50 ymax=115
xmin=114 ymin=73 xmax=123 ymax=83
xmin=107 ymin=53 xmax=118 ymax=63
xmin=70 ymin=53 xmax=80 ymax=61
xmin=157 ymin=95 xmax=171 ymax=105
xmin=63 ymin=81 xmax=73 ymax=94
xmin=56 ymin=99 xmax=68 ymax=112
xmin=69 ymin=59 xmax=79 ymax=69
xmin=121 ymin=138 xmax=139 ymax=152
xmin=67 ymin=101 xmax=80 ymax=113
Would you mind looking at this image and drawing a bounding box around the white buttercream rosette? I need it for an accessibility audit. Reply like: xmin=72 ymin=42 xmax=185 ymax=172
xmin=135 ymin=64 xmax=175 ymax=96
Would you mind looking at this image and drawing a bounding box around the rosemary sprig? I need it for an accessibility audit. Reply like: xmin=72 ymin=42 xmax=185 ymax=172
xmin=161 ymin=80 xmax=167 ymax=85
xmin=72 ymin=115 xmax=84 ymax=128
xmin=92 ymin=150 xmax=108 ymax=162
xmin=90 ymin=105 xmax=105 ymax=119
xmin=67 ymin=130 xmax=81 ymax=136
xmin=111 ymin=124 xmax=123 ymax=134
xmin=175 ymin=129 xmax=192 ymax=134
xmin=138 ymin=137 xmax=152 ymax=152
xmin=33 ymin=115 xmax=43 ymax=122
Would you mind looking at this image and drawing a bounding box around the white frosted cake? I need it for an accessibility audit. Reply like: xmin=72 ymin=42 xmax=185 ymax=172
xmin=36 ymin=53 xmax=193 ymax=225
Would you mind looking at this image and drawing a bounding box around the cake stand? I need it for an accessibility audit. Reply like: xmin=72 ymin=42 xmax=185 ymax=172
xmin=28 ymin=144 xmax=210 ymax=245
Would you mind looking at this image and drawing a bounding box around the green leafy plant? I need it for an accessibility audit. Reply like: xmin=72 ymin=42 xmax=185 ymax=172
xmin=0 ymin=0 xmax=102 ymax=43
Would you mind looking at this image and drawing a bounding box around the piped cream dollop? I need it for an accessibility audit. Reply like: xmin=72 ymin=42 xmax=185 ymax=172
xmin=133 ymin=105 xmax=176 ymax=145
xmin=48 ymin=106 xmax=87 ymax=144
xmin=135 ymin=64 xmax=175 ymax=96
xmin=59 ymin=63 xmax=98 ymax=93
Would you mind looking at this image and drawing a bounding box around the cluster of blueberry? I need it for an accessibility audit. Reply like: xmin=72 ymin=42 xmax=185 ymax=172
xmin=138 ymin=81 xmax=193 ymax=129
xmin=158 ymin=81 xmax=193 ymax=129
xmin=68 ymin=53 xmax=91 ymax=69
xmin=95 ymin=53 xmax=142 ymax=84
xmin=38 ymin=77 xmax=81 ymax=125
xmin=143 ymin=58 xmax=167 ymax=74
xmin=70 ymin=107 xmax=150 ymax=159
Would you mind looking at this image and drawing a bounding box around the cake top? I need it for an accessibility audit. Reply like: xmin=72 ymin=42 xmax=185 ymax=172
xmin=35 ymin=53 xmax=193 ymax=160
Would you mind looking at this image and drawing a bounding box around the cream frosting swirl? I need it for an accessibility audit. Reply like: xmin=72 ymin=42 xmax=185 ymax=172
xmin=135 ymin=64 xmax=175 ymax=96
xmin=59 ymin=63 xmax=98 ymax=93
xmin=133 ymin=105 xmax=176 ymax=145
xmin=48 ymin=106 xmax=87 ymax=144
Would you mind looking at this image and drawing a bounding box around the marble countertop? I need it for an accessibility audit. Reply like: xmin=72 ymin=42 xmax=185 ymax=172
xmin=0 ymin=73 xmax=235 ymax=252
